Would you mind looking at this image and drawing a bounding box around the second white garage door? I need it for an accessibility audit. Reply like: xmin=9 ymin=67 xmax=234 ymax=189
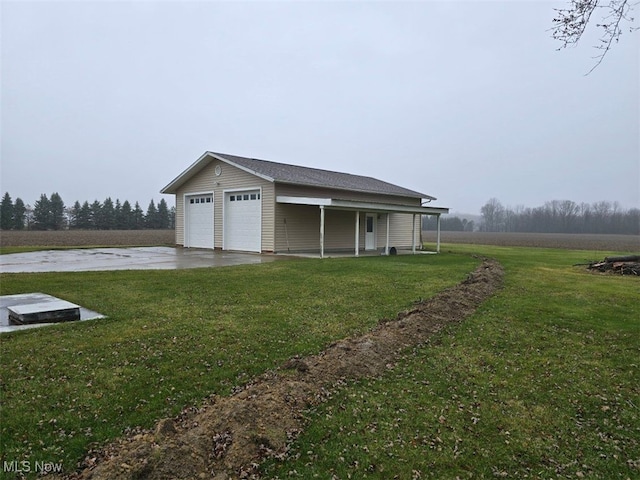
xmin=224 ymin=190 xmax=261 ymax=252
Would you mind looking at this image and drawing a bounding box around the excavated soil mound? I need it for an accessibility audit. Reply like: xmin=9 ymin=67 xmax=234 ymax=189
xmin=62 ymin=258 xmax=504 ymax=480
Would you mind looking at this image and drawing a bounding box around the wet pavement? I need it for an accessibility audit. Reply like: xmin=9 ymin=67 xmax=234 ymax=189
xmin=0 ymin=246 xmax=286 ymax=273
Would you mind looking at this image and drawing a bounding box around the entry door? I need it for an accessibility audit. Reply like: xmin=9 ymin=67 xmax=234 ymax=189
xmin=365 ymin=213 xmax=376 ymax=250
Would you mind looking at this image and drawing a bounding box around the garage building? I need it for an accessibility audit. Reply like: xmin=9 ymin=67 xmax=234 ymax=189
xmin=160 ymin=151 xmax=448 ymax=257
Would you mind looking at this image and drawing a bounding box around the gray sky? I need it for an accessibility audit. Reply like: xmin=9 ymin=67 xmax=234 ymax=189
xmin=1 ymin=0 xmax=638 ymax=215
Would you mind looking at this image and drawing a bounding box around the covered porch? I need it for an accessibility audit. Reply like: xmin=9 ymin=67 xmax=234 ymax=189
xmin=276 ymin=196 xmax=449 ymax=258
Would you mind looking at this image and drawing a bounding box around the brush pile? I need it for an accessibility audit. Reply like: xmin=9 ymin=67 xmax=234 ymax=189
xmin=586 ymin=255 xmax=640 ymax=276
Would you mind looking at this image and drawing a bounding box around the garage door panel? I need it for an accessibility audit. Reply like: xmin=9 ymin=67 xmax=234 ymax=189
xmin=186 ymin=194 xmax=214 ymax=249
xmin=225 ymin=190 xmax=261 ymax=252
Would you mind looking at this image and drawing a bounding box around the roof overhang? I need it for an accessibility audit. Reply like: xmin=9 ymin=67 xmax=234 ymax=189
xmin=161 ymin=151 xmax=439 ymax=203
xmin=276 ymin=196 xmax=449 ymax=215
xmin=160 ymin=152 xmax=276 ymax=194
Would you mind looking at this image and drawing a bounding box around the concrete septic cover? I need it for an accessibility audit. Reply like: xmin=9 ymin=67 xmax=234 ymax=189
xmin=0 ymin=293 xmax=105 ymax=333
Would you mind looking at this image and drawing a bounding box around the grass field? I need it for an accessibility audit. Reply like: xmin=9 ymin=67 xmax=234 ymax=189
xmin=1 ymin=238 xmax=638 ymax=479
xmin=262 ymin=245 xmax=640 ymax=479
xmin=0 ymin=253 xmax=478 ymax=479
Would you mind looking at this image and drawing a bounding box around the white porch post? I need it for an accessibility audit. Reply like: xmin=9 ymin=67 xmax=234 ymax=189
xmin=385 ymin=213 xmax=390 ymax=255
xmin=436 ymin=214 xmax=441 ymax=253
xmin=354 ymin=211 xmax=360 ymax=256
xmin=320 ymin=206 xmax=325 ymax=258
xmin=412 ymin=213 xmax=416 ymax=254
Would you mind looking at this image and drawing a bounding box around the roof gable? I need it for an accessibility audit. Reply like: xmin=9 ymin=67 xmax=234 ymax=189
xmin=161 ymin=151 xmax=435 ymax=200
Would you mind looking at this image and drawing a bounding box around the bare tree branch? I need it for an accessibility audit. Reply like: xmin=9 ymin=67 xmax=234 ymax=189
xmin=551 ymin=0 xmax=638 ymax=74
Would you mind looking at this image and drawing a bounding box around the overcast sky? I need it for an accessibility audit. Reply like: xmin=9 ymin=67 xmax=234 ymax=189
xmin=1 ymin=0 xmax=638 ymax=215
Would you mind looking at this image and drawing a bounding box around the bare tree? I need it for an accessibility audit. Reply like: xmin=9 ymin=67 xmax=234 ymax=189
xmin=551 ymin=0 xmax=637 ymax=74
xmin=480 ymin=198 xmax=506 ymax=232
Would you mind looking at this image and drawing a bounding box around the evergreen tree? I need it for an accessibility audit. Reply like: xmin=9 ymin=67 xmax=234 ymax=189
xmin=50 ymin=192 xmax=66 ymax=230
xmin=121 ymin=200 xmax=133 ymax=229
xmin=1 ymin=192 xmax=14 ymax=230
xmin=145 ymin=199 xmax=158 ymax=229
xmin=8 ymin=195 xmax=175 ymax=230
xmin=114 ymin=199 xmax=124 ymax=229
xmin=169 ymin=206 xmax=176 ymax=229
xmin=101 ymin=197 xmax=116 ymax=230
xmin=69 ymin=201 xmax=82 ymax=229
xmin=78 ymin=201 xmax=92 ymax=229
xmin=90 ymin=200 xmax=102 ymax=229
xmin=13 ymin=198 xmax=26 ymax=230
xmin=33 ymin=194 xmax=52 ymax=230
xmin=132 ymin=202 xmax=144 ymax=229
xmin=157 ymin=199 xmax=170 ymax=229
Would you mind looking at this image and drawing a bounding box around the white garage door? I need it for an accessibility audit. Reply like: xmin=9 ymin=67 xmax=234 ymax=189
xmin=224 ymin=190 xmax=261 ymax=252
xmin=185 ymin=194 xmax=214 ymax=249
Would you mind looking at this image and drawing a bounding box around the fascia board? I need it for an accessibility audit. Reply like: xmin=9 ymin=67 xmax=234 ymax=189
xmin=160 ymin=152 xmax=277 ymax=194
xmin=160 ymin=152 xmax=213 ymax=194
xmin=276 ymin=196 xmax=449 ymax=214
xmin=209 ymin=152 xmax=275 ymax=183
xmin=328 ymin=199 xmax=449 ymax=214
xmin=276 ymin=196 xmax=332 ymax=206
xmin=274 ymin=180 xmax=432 ymax=200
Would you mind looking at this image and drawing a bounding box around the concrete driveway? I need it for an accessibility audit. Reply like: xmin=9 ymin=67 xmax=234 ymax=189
xmin=0 ymin=247 xmax=287 ymax=273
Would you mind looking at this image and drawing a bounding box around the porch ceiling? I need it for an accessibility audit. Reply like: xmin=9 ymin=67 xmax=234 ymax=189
xmin=276 ymin=196 xmax=449 ymax=215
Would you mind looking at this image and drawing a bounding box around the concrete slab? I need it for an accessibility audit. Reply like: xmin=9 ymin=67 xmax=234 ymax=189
xmin=0 ymin=247 xmax=286 ymax=273
xmin=0 ymin=293 xmax=105 ymax=333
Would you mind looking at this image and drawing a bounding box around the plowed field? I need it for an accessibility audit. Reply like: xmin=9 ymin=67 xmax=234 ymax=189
xmin=1 ymin=230 xmax=638 ymax=252
xmin=0 ymin=229 xmax=175 ymax=248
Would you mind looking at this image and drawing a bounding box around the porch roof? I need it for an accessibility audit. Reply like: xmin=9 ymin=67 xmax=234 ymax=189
xmin=276 ymin=196 xmax=449 ymax=215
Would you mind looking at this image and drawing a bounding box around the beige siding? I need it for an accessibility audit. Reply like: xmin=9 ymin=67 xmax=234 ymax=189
xmin=274 ymin=183 xmax=422 ymax=252
xmin=173 ymin=167 xmax=422 ymax=253
xmin=175 ymin=196 xmax=185 ymax=245
xmin=175 ymin=160 xmax=275 ymax=251
xmin=326 ymin=210 xmax=360 ymax=250
xmin=378 ymin=213 xmax=422 ymax=249
xmin=275 ymin=204 xmax=320 ymax=252
xmin=276 ymin=184 xmax=421 ymax=206
xmin=275 ymin=206 xmax=366 ymax=253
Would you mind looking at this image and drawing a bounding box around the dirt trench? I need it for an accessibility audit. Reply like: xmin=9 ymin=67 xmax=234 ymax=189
xmin=62 ymin=258 xmax=504 ymax=480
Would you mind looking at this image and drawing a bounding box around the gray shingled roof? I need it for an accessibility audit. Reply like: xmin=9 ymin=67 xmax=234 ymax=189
xmin=210 ymin=152 xmax=434 ymax=200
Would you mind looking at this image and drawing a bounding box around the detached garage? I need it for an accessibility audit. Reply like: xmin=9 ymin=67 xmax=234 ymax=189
xmin=161 ymin=151 xmax=449 ymax=256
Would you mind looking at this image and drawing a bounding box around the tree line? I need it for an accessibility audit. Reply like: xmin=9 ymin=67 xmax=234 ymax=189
xmin=478 ymin=198 xmax=639 ymax=235
xmin=1 ymin=192 xmax=175 ymax=231
xmin=422 ymin=216 xmax=475 ymax=232
xmin=423 ymin=199 xmax=639 ymax=235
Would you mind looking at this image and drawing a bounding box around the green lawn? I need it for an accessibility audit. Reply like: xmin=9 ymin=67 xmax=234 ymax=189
xmin=261 ymin=245 xmax=640 ymax=479
xmin=0 ymin=253 xmax=478 ymax=478
xmin=1 ymin=246 xmax=638 ymax=479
